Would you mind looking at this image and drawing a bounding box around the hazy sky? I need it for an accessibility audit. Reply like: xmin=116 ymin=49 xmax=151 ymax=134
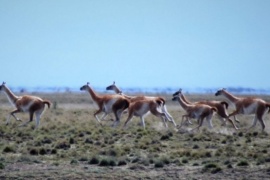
xmin=1 ymin=0 xmax=270 ymax=91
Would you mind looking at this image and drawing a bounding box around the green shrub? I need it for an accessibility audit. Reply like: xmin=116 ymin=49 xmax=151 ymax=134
xmin=3 ymin=146 xmax=16 ymax=153
xmin=192 ymin=137 xmax=201 ymax=141
xmin=192 ymin=163 xmax=199 ymax=166
xmin=131 ymin=157 xmax=140 ymax=163
xmin=55 ymin=141 xmax=70 ymax=150
xmin=70 ymin=159 xmax=78 ymax=164
xmin=154 ymin=160 xmax=164 ymax=168
xmin=237 ymin=160 xmax=249 ymax=166
xmin=109 ymin=159 xmax=116 ymax=166
xmin=160 ymin=134 xmax=170 ymax=140
xmin=42 ymin=138 xmax=52 ymax=144
xmin=256 ymin=157 xmax=265 ymax=165
xmin=88 ymin=156 xmax=99 ymax=165
xmin=205 ymin=151 xmax=212 ymax=158
xmin=253 ymin=132 xmax=258 ymax=136
xmin=108 ymin=139 xmax=114 ymax=145
xmin=99 ymin=159 xmax=110 ymax=166
xmin=245 ymin=137 xmax=252 ymax=143
xmin=224 ymin=160 xmax=230 ymax=165
xmin=202 ymin=163 xmax=222 ymax=174
xmin=182 ymin=158 xmax=188 ymax=164
xmin=193 ymin=144 xmax=200 ymax=149
xmin=51 ymin=149 xmax=57 ymax=154
xmin=69 ymin=137 xmax=75 ymax=144
xmin=118 ymin=160 xmax=127 ymax=166
xmin=204 ymin=163 xmax=217 ymax=169
xmin=265 ymin=157 xmax=270 ymax=162
xmin=122 ymin=146 xmax=131 ymax=153
xmin=107 ymin=149 xmax=119 ymax=157
xmin=85 ymin=138 xmax=93 ymax=144
xmin=29 ymin=148 xmax=39 ymax=155
xmin=167 ymin=131 xmax=173 ymax=137
xmin=266 ymin=167 xmax=270 ymax=174
xmin=161 ymin=156 xmax=170 ymax=165
xmin=211 ymin=167 xmax=222 ymax=174
xmin=0 ymin=162 xmax=5 ymax=169
xmin=78 ymin=132 xmax=84 ymax=137
xmin=95 ymin=141 xmax=102 ymax=146
xmin=79 ymin=157 xmax=88 ymax=162
xmin=214 ymin=151 xmax=221 ymax=157
xmin=238 ymin=132 xmax=243 ymax=137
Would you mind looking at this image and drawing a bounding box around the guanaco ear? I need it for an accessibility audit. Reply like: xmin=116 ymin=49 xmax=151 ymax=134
xmin=2 ymin=82 xmax=6 ymax=85
xmin=87 ymin=82 xmax=90 ymax=85
xmin=179 ymin=88 xmax=182 ymax=93
xmin=113 ymin=81 xmax=115 ymax=85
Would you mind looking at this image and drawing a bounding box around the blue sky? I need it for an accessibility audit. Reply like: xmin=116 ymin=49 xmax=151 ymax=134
xmin=1 ymin=0 xmax=270 ymax=92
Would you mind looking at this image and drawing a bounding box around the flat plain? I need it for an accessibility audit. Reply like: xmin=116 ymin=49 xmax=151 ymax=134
xmin=1 ymin=92 xmax=270 ymax=179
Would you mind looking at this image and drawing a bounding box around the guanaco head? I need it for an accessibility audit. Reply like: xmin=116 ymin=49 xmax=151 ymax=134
xmin=172 ymin=88 xmax=182 ymax=97
xmin=105 ymin=81 xmax=122 ymax=94
xmin=106 ymin=81 xmax=116 ymax=91
xmin=172 ymin=95 xmax=179 ymax=101
xmin=0 ymin=82 xmax=6 ymax=91
xmin=80 ymin=82 xmax=90 ymax=91
xmin=215 ymin=88 xmax=226 ymax=96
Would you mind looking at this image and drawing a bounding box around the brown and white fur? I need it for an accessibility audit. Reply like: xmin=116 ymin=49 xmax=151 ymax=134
xmin=173 ymin=89 xmax=238 ymax=130
xmin=106 ymin=81 xmax=176 ymax=127
xmin=172 ymin=95 xmax=217 ymax=132
xmin=123 ymin=99 xmax=171 ymax=129
xmin=215 ymin=88 xmax=270 ymax=131
xmin=0 ymin=82 xmax=51 ymax=129
xmin=80 ymin=82 xmax=129 ymax=126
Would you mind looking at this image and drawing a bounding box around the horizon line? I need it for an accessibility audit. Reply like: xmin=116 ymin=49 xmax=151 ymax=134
xmin=5 ymin=86 xmax=270 ymax=95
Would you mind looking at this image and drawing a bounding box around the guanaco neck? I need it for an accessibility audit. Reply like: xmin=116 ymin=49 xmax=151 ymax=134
xmin=121 ymin=94 xmax=134 ymax=100
xmin=112 ymin=86 xmax=135 ymax=99
xmin=180 ymin=93 xmax=192 ymax=104
xmin=221 ymin=90 xmax=240 ymax=103
xmin=112 ymin=85 xmax=122 ymax=94
xmin=177 ymin=96 xmax=192 ymax=110
xmin=86 ymin=85 xmax=101 ymax=102
xmin=2 ymin=85 xmax=19 ymax=105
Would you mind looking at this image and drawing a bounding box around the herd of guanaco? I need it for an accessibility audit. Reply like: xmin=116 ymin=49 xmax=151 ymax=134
xmin=1 ymin=81 xmax=270 ymax=132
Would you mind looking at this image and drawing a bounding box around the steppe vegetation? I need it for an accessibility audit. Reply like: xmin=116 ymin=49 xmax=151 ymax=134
xmin=1 ymin=92 xmax=270 ymax=179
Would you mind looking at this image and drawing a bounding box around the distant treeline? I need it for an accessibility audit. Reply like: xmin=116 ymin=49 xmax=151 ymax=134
xmin=8 ymin=86 xmax=270 ymax=95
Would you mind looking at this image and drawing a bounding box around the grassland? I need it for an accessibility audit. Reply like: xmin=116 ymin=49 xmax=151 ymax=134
xmin=1 ymin=92 xmax=270 ymax=179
